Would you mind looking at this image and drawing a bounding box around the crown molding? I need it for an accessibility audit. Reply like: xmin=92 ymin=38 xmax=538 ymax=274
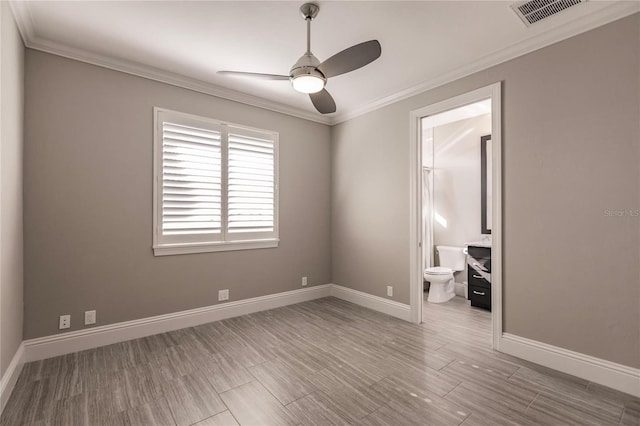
xmin=8 ymin=0 xmax=36 ymax=43
xmin=9 ymin=1 xmax=639 ymax=127
xmin=330 ymin=1 xmax=640 ymax=125
xmin=7 ymin=1 xmax=331 ymax=126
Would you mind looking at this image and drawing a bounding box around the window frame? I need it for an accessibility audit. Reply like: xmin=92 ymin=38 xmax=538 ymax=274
xmin=153 ymin=107 xmax=279 ymax=256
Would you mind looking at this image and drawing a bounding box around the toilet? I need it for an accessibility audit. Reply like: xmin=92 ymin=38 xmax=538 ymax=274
xmin=424 ymin=245 xmax=466 ymax=303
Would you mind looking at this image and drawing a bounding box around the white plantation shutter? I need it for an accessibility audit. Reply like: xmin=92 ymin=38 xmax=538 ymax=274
xmin=228 ymin=129 xmax=276 ymax=239
xmin=161 ymin=121 xmax=222 ymax=242
xmin=154 ymin=109 xmax=279 ymax=255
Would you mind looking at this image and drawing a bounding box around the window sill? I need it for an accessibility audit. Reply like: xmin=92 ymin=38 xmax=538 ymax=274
xmin=153 ymin=239 xmax=279 ymax=256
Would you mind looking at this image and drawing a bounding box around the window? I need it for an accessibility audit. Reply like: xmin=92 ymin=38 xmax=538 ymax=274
xmin=153 ymin=108 xmax=278 ymax=255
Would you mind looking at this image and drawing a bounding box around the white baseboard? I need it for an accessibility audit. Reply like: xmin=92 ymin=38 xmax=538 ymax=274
xmin=21 ymin=283 xmax=411 ymax=364
xmin=22 ymin=284 xmax=332 ymax=363
xmin=500 ymin=333 xmax=640 ymax=398
xmin=9 ymin=285 xmax=637 ymax=412
xmin=329 ymin=284 xmax=411 ymax=321
xmin=0 ymin=343 xmax=24 ymax=415
xmin=22 ymin=283 xmax=414 ymax=364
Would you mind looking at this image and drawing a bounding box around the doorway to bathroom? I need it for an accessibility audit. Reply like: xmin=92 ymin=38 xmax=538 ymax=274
xmin=409 ymin=83 xmax=503 ymax=349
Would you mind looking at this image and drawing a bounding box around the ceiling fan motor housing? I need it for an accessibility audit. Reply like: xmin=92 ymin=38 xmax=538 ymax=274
xmin=290 ymin=53 xmax=325 ymax=81
xmin=290 ymin=54 xmax=326 ymax=93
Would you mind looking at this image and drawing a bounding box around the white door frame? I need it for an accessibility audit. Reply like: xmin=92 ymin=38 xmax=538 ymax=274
xmin=409 ymin=82 xmax=503 ymax=350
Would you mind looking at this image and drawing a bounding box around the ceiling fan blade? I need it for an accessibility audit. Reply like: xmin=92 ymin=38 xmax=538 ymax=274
xmin=309 ymin=89 xmax=336 ymax=114
xmin=317 ymin=40 xmax=381 ymax=78
xmin=217 ymin=71 xmax=290 ymax=81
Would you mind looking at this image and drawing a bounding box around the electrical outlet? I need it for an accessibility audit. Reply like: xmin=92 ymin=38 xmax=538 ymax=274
xmin=84 ymin=310 xmax=96 ymax=325
xmin=59 ymin=315 xmax=71 ymax=330
xmin=218 ymin=289 xmax=229 ymax=301
xmin=387 ymin=286 xmax=393 ymax=297
xmin=302 ymin=276 xmax=308 ymax=286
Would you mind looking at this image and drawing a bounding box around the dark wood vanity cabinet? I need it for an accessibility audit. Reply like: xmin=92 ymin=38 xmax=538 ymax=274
xmin=467 ymin=245 xmax=491 ymax=310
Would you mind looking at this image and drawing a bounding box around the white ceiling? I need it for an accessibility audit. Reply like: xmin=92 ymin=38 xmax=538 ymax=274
xmin=9 ymin=1 xmax=640 ymax=124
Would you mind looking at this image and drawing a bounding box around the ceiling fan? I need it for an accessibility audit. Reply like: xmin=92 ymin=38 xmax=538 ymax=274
xmin=217 ymin=3 xmax=382 ymax=114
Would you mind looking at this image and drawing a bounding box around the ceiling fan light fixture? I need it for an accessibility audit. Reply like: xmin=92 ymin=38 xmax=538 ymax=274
xmin=217 ymin=3 xmax=381 ymax=114
xmin=292 ymin=74 xmax=325 ymax=93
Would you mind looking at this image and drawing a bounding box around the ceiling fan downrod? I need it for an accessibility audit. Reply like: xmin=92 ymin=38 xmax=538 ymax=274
xmin=300 ymin=3 xmax=319 ymax=54
xmin=290 ymin=3 xmax=326 ymax=94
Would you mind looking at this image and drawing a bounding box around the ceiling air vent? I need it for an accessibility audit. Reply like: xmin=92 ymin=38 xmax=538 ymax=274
xmin=511 ymin=0 xmax=588 ymax=26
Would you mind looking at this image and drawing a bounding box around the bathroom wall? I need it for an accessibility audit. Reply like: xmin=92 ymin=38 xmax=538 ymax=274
xmin=331 ymin=14 xmax=640 ymax=368
xmin=432 ymin=113 xmax=491 ymax=250
xmin=0 ymin=2 xmax=25 ymax=379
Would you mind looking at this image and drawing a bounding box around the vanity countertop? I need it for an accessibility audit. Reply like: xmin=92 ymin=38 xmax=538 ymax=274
xmin=466 ymin=240 xmax=492 ymax=248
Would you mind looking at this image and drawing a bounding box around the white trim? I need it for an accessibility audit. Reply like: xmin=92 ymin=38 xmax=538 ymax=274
xmin=6 ymin=0 xmax=34 ymax=44
xmin=38 ymin=37 xmax=329 ymax=126
xmin=500 ymin=333 xmax=640 ymax=398
xmin=153 ymin=239 xmax=279 ymax=256
xmin=19 ymin=283 xmax=414 ymax=364
xmin=408 ymin=83 xmax=503 ymax=352
xmin=7 ymin=2 xmax=328 ymax=126
xmin=409 ymin=108 xmax=422 ymax=324
xmin=331 ymin=2 xmax=640 ymax=124
xmin=152 ymin=107 xmax=280 ymax=256
xmin=22 ymin=285 xmax=331 ymax=363
xmin=9 ymin=1 xmax=639 ymax=126
xmin=4 ymin=283 xmax=638 ymax=409
xmin=0 ymin=343 xmax=24 ymax=415
xmin=329 ymin=284 xmax=411 ymax=321
xmin=490 ymin=85 xmax=503 ymax=350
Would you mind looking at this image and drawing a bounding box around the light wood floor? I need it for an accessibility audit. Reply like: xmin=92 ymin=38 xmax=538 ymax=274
xmin=2 ymin=295 xmax=638 ymax=425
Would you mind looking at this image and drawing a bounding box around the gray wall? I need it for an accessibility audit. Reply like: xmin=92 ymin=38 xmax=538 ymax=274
xmin=23 ymin=50 xmax=332 ymax=339
xmin=332 ymin=14 xmax=639 ymax=368
xmin=0 ymin=3 xmax=25 ymax=377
